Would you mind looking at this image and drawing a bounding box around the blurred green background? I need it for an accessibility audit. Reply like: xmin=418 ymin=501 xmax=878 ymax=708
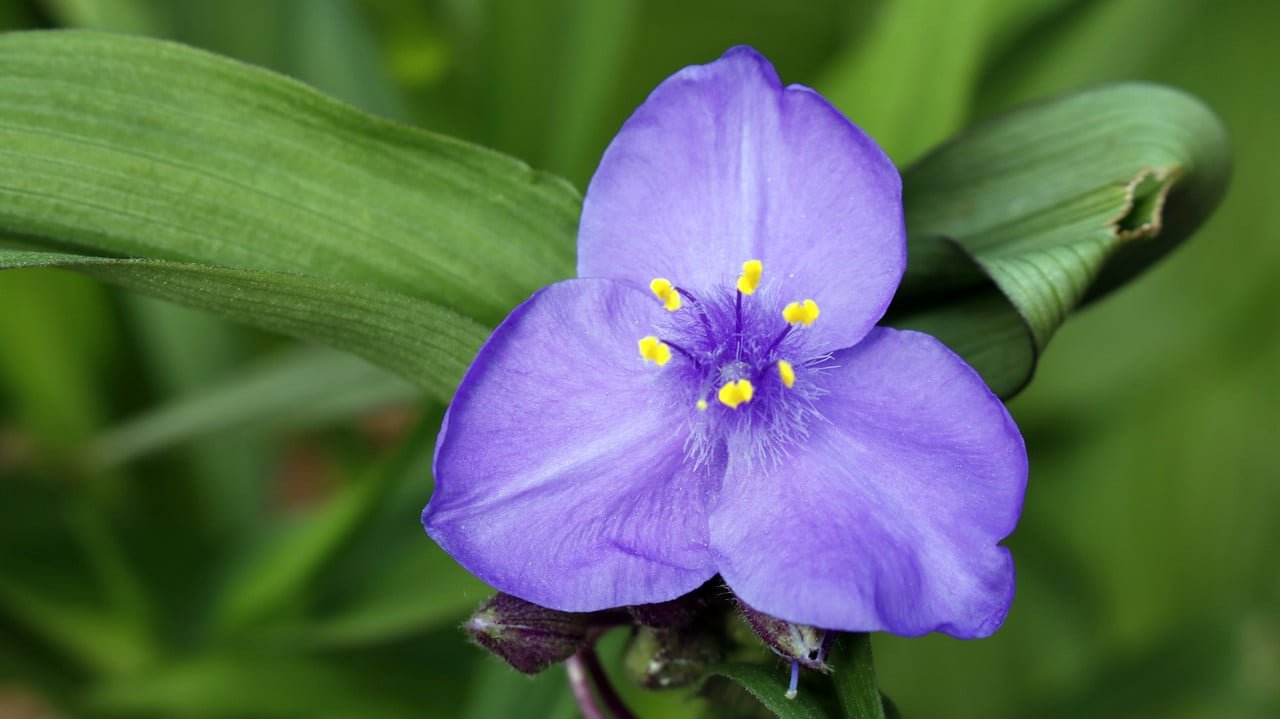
xmin=0 ymin=0 xmax=1276 ymax=717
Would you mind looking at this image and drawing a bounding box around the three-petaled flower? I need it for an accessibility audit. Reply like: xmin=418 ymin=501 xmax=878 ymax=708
xmin=423 ymin=47 xmax=1027 ymax=638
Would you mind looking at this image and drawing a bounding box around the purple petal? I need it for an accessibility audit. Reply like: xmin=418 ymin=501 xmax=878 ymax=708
xmin=424 ymin=278 xmax=718 ymax=611
xmin=578 ymin=46 xmax=905 ymax=352
xmin=709 ymin=328 xmax=1026 ymax=637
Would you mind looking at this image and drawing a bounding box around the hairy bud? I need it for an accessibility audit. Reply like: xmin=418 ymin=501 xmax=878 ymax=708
xmin=737 ymin=601 xmax=833 ymax=670
xmin=624 ymin=625 xmax=722 ymax=689
xmin=466 ymin=593 xmax=594 ymax=674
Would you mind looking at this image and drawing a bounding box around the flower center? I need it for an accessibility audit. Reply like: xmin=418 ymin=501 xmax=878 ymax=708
xmin=636 ymin=260 xmax=829 ymax=467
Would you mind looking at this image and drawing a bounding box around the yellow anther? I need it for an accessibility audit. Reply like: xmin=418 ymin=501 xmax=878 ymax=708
xmin=696 ymin=399 xmax=708 ymax=411
xmin=649 ymin=278 xmax=682 ymax=311
xmin=777 ymin=360 xmax=795 ymax=389
xmin=736 ymin=259 xmax=763 ymax=295
xmin=717 ymin=379 xmax=755 ymax=409
xmin=638 ymin=336 xmax=672 ymax=366
xmin=782 ymin=299 xmax=820 ymax=327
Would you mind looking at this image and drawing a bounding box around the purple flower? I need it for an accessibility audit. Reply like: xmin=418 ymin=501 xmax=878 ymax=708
xmin=423 ymin=47 xmax=1027 ymax=638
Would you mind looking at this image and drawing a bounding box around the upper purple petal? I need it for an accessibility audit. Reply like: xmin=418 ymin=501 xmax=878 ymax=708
xmin=577 ymin=46 xmax=906 ymax=353
xmin=424 ymin=279 xmax=719 ymax=611
xmin=709 ymin=328 xmax=1027 ymax=637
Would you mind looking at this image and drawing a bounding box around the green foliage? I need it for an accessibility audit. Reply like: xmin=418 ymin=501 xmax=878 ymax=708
xmin=889 ymin=82 xmax=1230 ymax=396
xmin=829 ymin=634 xmax=885 ymax=719
xmin=0 ymin=31 xmax=578 ymax=328
xmin=702 ymin=663 xmax=830 ymax=719
xmin=0 ymin=249 xmax=488 ymax=402
xmin=0 ymin=2 xmax=1269 ymax=719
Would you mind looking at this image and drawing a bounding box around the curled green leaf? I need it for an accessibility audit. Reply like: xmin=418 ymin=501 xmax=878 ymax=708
xmin=889 ymin=82 xmax=1230 ymax=397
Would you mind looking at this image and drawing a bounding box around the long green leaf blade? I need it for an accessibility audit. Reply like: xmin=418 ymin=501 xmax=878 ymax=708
xmin=0 ymin=250 xmax=486 ymax=402
xmin=85 ymin=346 xmax=417 ymax=469
xmin=0 ymin=30 xmax=578 ymax=327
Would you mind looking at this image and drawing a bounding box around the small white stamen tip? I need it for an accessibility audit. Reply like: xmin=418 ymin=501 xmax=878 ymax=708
xmin=785 ymin=689 xmax=798 ymax=701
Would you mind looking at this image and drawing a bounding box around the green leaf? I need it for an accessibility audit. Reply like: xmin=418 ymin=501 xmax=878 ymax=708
xmin=302 ymin=542 xmax=485 ymax=647
xmin=89 ymin=648 xmax=457 ymax=719
xmin=815 ymin=0 xmax=1077 ymax=164
xmin=0 ymin=486 xmax=155 ymax=675
xmin=160 ymin=0 xmax=409 ymax=120
xmin=703 ymin=662 xmax=831 ymax=719
xmin=85 ymin=345 xmax=417 ymax=470
xmin=828 ymin=634 xmax=885 ymax=719
xmin=459 ymin=659 xmax=578 ymax=719
xmin=116 ymin=295 xmax=273 ymax=535
xmin=211 ymin=407 xmax=441 ymax=631
xmin=0 ymin=30 xmax=578 ymax=330
xmin=889 ymin=82 xmax=1230 ymax=397
xmin=478 ymin=0 xmax=640 ymax=180
xmin=0 ymin=269 xmax=111 ymax=449
xmin=974 ymin=0 xmax=1208 ymax=116
xmin=0 ymin=250 xmax=486 ymax=403
xmin=42 ymin=0 xmax=161 ymax=35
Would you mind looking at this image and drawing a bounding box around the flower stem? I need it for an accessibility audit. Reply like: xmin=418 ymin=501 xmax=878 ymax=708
xmin=566 ymin=648 xmax=637 ymax=719
xmin=566 ymin=652 xmax=605 ymax=719
xmin=829 ymin=632 xmax=886 ymax=719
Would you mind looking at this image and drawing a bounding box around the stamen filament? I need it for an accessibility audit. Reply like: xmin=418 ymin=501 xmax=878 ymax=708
xmin=664 ymin=340 xmax=697 ymax=364
xmin=785 ymin=660 xmax=799 ymax=700
xmin=766 ymin=324 xmax=793 ymax=356
xmin=734 ymin=289 xmax=746 ymax=361
xmin=676 ymin=287 xmax=716 ymax=336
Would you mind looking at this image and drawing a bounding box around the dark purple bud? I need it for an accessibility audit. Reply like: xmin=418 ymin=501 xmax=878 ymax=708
xmin=466 ymin=593 xmax=594 ymax=674
xmin=737 ymin=601 xmax=833 ymax=671
xmin=628 ymin=590 xmax=712 ymax=628
xmin=624 ymin=625 xmax=723 ymax=690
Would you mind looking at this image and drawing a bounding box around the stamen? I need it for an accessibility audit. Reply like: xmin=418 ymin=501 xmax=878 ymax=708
xmin=736 ymin=259 xmax=763 ymax=295
xmin=696 ymin=399 xmax=708 ymax=411
xmin=785 ymin=659 xmax=799 ymax=700
xmin=762 ymin=323 xmax=793 ymax=357
xmin=717 ymin=379 xmax=754 ymax=409
xmin=782 ymin=299 xmax=820 ymax=327
xmin=648 ymin=278 xmax=682 ymax=311
xmin=777 ymin=360 xmax=795 ymax=389
xmin=735 ymin=290 xmax=743 ymax=350
xmin=637 ymin=336 xmax=672 ymax=366
xmin=676 ymin=287 xmax=716 ymax=335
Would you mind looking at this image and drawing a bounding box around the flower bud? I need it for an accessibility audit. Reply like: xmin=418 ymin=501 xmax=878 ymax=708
xmin=624 ymin=625 xmax=722 ymax=690
xmin=465 ymin=593 xmax=594 ymax=674
xmin=737 ymin=601 xmax=832 ymax=670
xmin=627 ymin=586 xmax=713 ymax=628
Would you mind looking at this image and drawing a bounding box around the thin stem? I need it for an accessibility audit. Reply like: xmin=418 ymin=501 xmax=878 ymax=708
xmin=735 ymin=290 xmax=744 ymax=359
xmin=581 ymin=647 xmax=638 ymax=719
xmin=829 ymin=632 xmax=886 ymax=719
xmin=676 ymin=287 xmax=715 ymax=336
xmin=662 ymin=339 xmax=698 ymax=366
xmin=566 ymin=653 xmax=606 ymax=719
xmin=766 ymin=323 xmax=793 ymax=357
